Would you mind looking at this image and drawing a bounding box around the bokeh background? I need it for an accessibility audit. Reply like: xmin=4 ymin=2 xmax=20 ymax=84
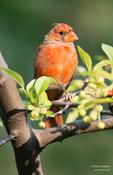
xmin=0 ymin=0 xmax=113 ymax=174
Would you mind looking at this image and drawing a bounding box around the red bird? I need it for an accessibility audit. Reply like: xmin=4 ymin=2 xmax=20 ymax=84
xmin=34 ymin=23 xmax=78 ymax=128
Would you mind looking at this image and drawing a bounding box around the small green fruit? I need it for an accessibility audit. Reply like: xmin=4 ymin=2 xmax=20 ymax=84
xmin=83 ymin=116 xmax=90 ymax=123
xmin=97 ymin=121 xmax=105 ymax=129
xmin=89 ymin=110 xmax=98 ymax=121
xmin=40 ymin=108 xmax=47 ymax=114
xmin=39 ymin=121 xmax=46 ymax=128
xmin=31 ymin=111 xmax=39 ymax=119
xmin=80 ymin=91 xmax=86 ymax=98
xmin=27 ymin=104 xmax=35 ymax=111
xmin=95 ymin=105 xmax=103 ymax=112
xmin=77 ymin=104 xmax=84 ymax=110
xmin=79 ymin=109 xmax=86 ymax=117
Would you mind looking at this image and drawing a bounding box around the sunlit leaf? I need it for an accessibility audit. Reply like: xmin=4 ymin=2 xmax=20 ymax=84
xmin=46 ymin=110 xmax=54 ymax=117
xmin=29 ymin=91 xmax=37 ymax=105
xmin=66 ymin=109 xmax=79 ymax=124
xmin=96 ymin=69 xmax=113 ymax=80
xmin=77 ymin=46 xmax=92 ymax=73
xmin=38 ymin=92 xmax=48 ymax=105
xmin=93 ymin=60 xmax=112 ymax=71
xmin=102 ymin=43 xmax=113 ymax=62
xmin=85 ymin=100 xmax=95 ymax=110
xmin=38 ymin=92 xmax=52 ymax=109
xmin=34 ymin=76 xmax=56 ymax=96
xmin=94 ymin=55 xmax=104 ymax=61
xmin=0 ymin=67 xmax=25 ymax=88
xmin=67 ymin=79 xmax=84 ymax=92
xmin=26 ymin=79 xmax=36 ymax=96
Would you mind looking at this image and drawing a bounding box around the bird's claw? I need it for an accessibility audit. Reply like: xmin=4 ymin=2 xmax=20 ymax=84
xmin=65 ymin=92 xmax=74 ymax=102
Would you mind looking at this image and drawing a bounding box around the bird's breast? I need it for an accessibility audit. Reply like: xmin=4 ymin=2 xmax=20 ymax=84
xmin=35 ymin=43 xmax=78 ymax=86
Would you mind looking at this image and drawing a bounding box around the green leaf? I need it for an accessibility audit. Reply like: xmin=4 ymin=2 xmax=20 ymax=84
xmin=38 ymin=92 xmax=52 ymax=109
xmin=77 ymin=46 xmax=92 ymax=73
xmin=26 ymin=79 xmax=38 ymax=104
xmin=66 ymin=109 xmax=79 ymax=124
xmin=29 ymin=92 xmax=38 ymax=105
xmin=0 ymin=67 xmax=25 ymax=88
xmin=0 ymin=120 xmax=3 ymax=127
xmin=85 ymin=100 xmax=95 ymax=110
xmin=34 ymin=76 xmax=56 ymax=96
xmin=67 ymin=79 xmax=84 ymax=92
xmin=42 ymin=100 xmax=52 ymax=109
xmin=93 ymin=60 xmax=112 ymax=71
xmin=38 ymin=92 xmax=48 ymax=105
xmin=18 ymin=87 xmax=27 ymax=96
xmin=96 ymin=69 xmax=113 ymax=80
xmin=26 ymin=79 xmax=36 ymax=96
xmin=101 ymin=43 xmax=113 ymax=62
xmin=46 ymin=110 xmax=54 ymax=117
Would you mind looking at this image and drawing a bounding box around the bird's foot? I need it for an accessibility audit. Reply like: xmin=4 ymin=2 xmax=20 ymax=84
xmin=65 ymin=92 xmax=75 ymax=102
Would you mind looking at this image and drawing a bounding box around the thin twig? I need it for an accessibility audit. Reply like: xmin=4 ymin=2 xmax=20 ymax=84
xmin=54 ymin=102 xmax=71 ymax=116
xmin=52 ymin=100 xmax=79 ymax=107
xmin=101 ymin=110 xmax=113 ymax=116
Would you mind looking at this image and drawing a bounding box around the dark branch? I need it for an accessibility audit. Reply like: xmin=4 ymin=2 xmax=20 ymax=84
xmin=0 ymin=133 xmax=16 ymax=147
xmin=0 ymin=52 xmax=43 ymax=175
xmin=34 ymin=114 xmax=113 ymax=148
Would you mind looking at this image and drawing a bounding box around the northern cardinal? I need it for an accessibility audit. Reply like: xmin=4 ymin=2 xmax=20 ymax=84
xmin=34 ymin=23 xmax=78 ymax=128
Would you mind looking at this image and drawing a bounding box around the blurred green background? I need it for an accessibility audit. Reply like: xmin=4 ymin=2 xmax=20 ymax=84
xmin=0 ymin=0 xmax=113 ymax=174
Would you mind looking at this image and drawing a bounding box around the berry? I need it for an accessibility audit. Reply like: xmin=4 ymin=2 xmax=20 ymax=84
xmin=97 ymin=121 xmax=105 ymax=129
xmin=77 ymin=104 xmax=84 ymax=110
xmin=79 ymin=109 xmax=86 ymax=117
xmin=83 ymin=116 xmax=90 ymax=123
xmin=89 ymin=110 xmax=98 ymax=121
xmin=40 ymin=108 xmax=47 ymax=114
xmin=80 ymin=91 xmax=86 ymax=98
xmin=31 ymin=111 xmax=39 ymax=119
xmin=27 ymin=104 xmax=35 ymax=111
xmin=39 ymin=121 xmax=46 ymax=128
xmin=95 ymin=105 xmax=103 ymax=112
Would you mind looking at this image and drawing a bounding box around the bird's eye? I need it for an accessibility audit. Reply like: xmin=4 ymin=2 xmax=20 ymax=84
xmin=59 ymin=31 xmax=64 ymax=35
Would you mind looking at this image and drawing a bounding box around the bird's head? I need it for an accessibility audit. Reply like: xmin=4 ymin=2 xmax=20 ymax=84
xmin=45 ymin=23 xmax=79 ymax=43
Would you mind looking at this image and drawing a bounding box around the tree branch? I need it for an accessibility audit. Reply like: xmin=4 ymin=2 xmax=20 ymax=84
xmin=0 ymin=52 xmax=43 ymax=175
xmin=0 ymin=133 xmax=15 ymax=147
xmin=34 ymin=114 xmax=113 ymax=148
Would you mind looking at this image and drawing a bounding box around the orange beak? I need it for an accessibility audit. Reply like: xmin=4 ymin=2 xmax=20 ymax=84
xmin=64 ymin=31 xmax=79 ymax=42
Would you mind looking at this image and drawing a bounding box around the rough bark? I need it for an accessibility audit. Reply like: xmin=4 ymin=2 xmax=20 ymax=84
xmin=0 ymin=52 xmax=43 ymax=175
